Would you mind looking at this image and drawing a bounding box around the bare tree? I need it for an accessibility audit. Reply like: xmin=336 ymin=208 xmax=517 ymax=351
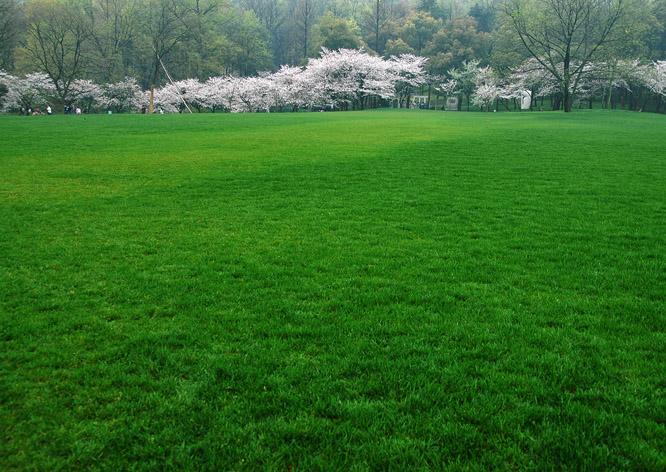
xmin=141 ymin=0 xmax=194 ymax=104
xmin=84 ymin=0 xmax=140 ymax=83
xmin=242 ymin=0 xmax=286 ymax=39
xmin=502 ymin=0 xmax=630 ymax=112
xmin=241 ymin=0 xmax=287 ymax=67
xmin=0 ymin=0 xmax=24 ymax=70
xmin=23 ymin=0 xmax=89 ymax=103
xmin=294 ymin=0 xmax=318 ymax=61
xmin=363 ymin=0 xmax=391 ymax=54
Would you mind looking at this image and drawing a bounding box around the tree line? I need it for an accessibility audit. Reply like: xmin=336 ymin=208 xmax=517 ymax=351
xmin=0 ymin=0 xmax=665 ymax=112
xmin=3 ymin=49 xmax=665 ymax=114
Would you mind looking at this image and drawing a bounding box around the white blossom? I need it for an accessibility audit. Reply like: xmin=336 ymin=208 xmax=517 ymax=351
xmin=0 ymin=71 xmax=55 ymax=112
xmin=643 ymin=61 xmax=666 ymax=97
xmin=99 ymin=77 xmax=141 ymax=112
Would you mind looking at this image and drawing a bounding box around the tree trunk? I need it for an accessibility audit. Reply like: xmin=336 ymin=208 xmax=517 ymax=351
xmin=530 ymin=88 xmax=535 ymax=111
xmin=606 ymin=62 xmax=617 ymax=110
xmin=562 ymin=88 xmax=571 ymax=113
xmin=552 ymin=94 xmax=561 ymax=111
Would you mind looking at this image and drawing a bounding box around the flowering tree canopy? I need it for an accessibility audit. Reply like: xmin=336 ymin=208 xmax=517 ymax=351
xmin=0 ymin=71 xmax=55 ymax=111
xmin=644 ymin=61 xmax=666 ymax=98
xmin=2 ymin=49 xmax=666 ymax=114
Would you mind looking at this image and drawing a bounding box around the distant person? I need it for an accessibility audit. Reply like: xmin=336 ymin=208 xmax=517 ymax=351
xmin=76 ymin=107 xmax=81 ymax=115
xmin=141 ymin=106 xmax=146 ymax=114
xmin=27 ymin=106 xmax=32 ymax=115
xmin=46 ymin=106 xmax=52 ymax=115
xmin=20 ymin=107 xmax=24 ymax=116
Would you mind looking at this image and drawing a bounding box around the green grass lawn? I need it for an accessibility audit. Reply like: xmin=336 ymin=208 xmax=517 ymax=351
xmin=1 ymin=109 xmax=665 ymax=470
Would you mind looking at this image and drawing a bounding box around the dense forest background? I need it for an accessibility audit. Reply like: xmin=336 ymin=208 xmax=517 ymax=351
xmin=1 ymin=0 xmax=665 ymax=90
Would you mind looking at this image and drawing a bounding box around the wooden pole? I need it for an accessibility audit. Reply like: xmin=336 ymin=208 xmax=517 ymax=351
xmin=148 ymin=84 xmax=155 ymax=114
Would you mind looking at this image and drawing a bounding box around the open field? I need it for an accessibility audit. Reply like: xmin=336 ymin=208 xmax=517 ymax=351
xmin=1 ymin=109 xmax=665 ymax=470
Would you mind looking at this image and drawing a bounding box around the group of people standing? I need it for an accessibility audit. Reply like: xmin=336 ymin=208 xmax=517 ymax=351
xmin=63 ymin=105 xmax=83 ymax=114
xmin=20 ymin=105 xmax=52 ymax=115
xmin=19 ymin=104 xmax=86 ymax=115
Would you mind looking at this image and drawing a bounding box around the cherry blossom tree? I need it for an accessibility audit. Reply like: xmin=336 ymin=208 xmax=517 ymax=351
xmin=640 ymin=61 xmax=666 ymax=112
xmin=472 ymin=66 xmax=501 ymax=111
xmin=436 ymin=79 xmax=457 ymax=97
xmin=358 ymin=55 xmax=396 ymax=107
xmin=143 ymin=84 xmax=181 ymax=113
xmin=286 ymin=67 xmax=323 ymax=110
xmin=264 ymin=66 xmax=304 ymax=111
xmin=307 ymin=47 xmax=361 ymax=109
xmin=448 ymin=60 xmax=480 ymax=111
xmin=0 ymin=71 xmax=55 ymax=112
xmin=472 ymin=83 xmax=499 ymax=111
xmin=217 ymin=77 xmax=243 ymax=113
xmin=173 ymin=78 xmax=207 ymax=112
xmin=235 ymin=76 xmax=272 ymax=113
xmin=99 ymin=77 xmax=141 ymax=113
xmin=0 ymin=71 xmax=19 ymax=111
xmin=195 ymin=76 xmax=232 ymax=113
xmin=388 ymin=53 xmax=429 ymax=108
xmin=296 ymin=64 xmax=329 ymax=108
xmin=510 ymin=58 xmax=558 ymax=109
xmin=590 ymin=59 xmax=640 ymax=109
xmin=314 ymin=48 xmax=396 ymax=109
xmin=643 ymin=61 xmax=666 ymax=98
xmin=69 ymin=79 xmax=104 ymax=112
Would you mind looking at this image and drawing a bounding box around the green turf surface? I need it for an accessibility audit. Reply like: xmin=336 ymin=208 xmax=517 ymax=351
xmin=1 ymin=109 xmax=665 ymax=470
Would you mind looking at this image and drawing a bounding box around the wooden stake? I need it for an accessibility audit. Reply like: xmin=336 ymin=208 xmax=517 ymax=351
xmin=148 ymin=84 xmax=155 ymax=114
